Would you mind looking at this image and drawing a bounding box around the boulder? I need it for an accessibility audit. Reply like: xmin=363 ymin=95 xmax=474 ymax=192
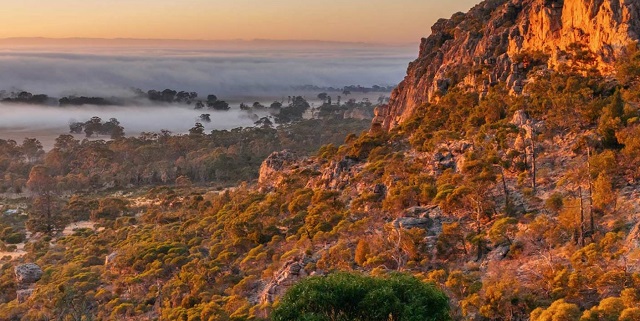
xmin=485 ymin=245 xmax=511 ymax=262
xmin=393 ymin=217 xmax=432 ymax=229
xmin=404 ymin=205 xmax=442 ymax=218
xmin=13 ymin=263 xmax=42 ymax=302
xmin=14 ymin=263 xmax=42 ymax=285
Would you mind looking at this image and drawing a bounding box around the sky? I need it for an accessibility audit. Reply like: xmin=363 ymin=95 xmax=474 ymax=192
xmin=1 ymin=0 xmax=480 ymax=43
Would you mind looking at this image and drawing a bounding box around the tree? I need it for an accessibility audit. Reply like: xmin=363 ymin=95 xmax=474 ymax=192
xmin=529 ymin=299 xmax=581 ymax=321
xmin=593 ymin=173 xmax=616 ymax=212
xmin=254 ymin=117 xmax=273 ymax=128
xmin=26 ymin=166 xmax=67 ymax=235
xmin=620 ymin=308 xmax=640 ymax=321
xmin=598 ymin=90 xmax=625 ymax=148
xmin=21 ymin=138 xmax=44 ymax=163
xmin=26 ymin=165 xmax=55 ymax=195
xmin=488 ymin=217 xmax=517 ymax=246
xmin=69 ymin=122 xmax=84 ymax=134
xmin=161 ymin=89 xmax=177 ymax=102
xmin=437 ymin=222 xmax=468 ymax=258
xmin=272 ymin=273 xmax=451 ymax=321
xmin=209 ymin=100 xmax=230 ymax=110
xmin=110 ymin=125 xmax=125 ymax=139
xmin=54 ymin=134 xmax=79 ymax=153
xmin=199 ymin=114 xmax=212 ymax=123
xmin=546 ymin=192 xmax=564 ymax=214
xmin=270 ymin=101 xmax=283 ymax=109
xmin=189 ymin=123 xmax=206 ymax=137
xmin=90 ymin=198 xmax=129 ymax=221
xmin=176 ymin=91 xmax=197 ymax=104
xmin=252 ymin=102 xmax=265 ymax=109
xmin=581 ymin=297 xmax=626 ymax=321
xmin=102 ymin=118 xmax=125 ymax=139
xmin=354 ymin=238 xmax=370 ymax=266
xmin=84 ymin=116 xmax=103 ymax=137
xmin=317 ymin=92 xmax=328 ymax=103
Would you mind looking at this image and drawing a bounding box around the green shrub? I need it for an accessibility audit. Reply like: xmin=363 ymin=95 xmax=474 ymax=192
xmin=272 ymin=272 xmax=451 ymax=321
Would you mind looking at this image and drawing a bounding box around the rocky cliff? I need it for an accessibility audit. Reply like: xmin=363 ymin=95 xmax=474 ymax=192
xmin=375 ymin=0 xmax=640 ymax=130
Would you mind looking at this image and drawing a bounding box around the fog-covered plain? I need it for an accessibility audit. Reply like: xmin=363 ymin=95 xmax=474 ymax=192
xmin=0 ymin=103 xmax=258 ymax=132
xmin=0 ymin=103 xmax=259 ymax=149
xmin=0 ymin=40 xmax=413 ymax=148
xmin=0 ymin=40 xmax=415 ymax=97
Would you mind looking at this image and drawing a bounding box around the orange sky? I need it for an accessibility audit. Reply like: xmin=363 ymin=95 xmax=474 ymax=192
xmin=1 ymin=0 xmax=479 ymax=43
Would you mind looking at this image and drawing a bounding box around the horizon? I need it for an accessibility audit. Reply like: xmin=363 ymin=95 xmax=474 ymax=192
xmin=0 ymin=36 xmax=416 ymax=47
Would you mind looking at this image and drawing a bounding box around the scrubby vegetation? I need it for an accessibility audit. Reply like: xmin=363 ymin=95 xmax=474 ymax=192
xmin=1 ymin=39 xmax=640 ymax=321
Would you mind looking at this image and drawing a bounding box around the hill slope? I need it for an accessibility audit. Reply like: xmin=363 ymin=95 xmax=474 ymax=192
xmin=2 ymin=0 xmax=640 ymax=320
xmin=376 ymin=0 xmax=640 ymax=130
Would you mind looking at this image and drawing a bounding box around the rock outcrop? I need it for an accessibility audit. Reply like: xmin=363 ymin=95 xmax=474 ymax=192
xmin=105 ymin=251 xmax=118 ymax=268
xmin=260 ymin=258 xmax=310 ymax=304
xmin=427 ymin=140 xmax=474 ymax=175
xmin=393 ymin=206 xmax=446 ymax=231
xmin=14 ymin=263 xmax=42 ymax=303
xmin=258 ymin=150 xmax=298 ymax=191
xmin=377 ymin=0 xmax=640 ymax=130
xmin=319 ymin=157 xmax=358 ymax=190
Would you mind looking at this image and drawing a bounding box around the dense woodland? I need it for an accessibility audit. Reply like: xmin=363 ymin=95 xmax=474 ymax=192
xmin=1 ymin=43 xmax=640 ymax=320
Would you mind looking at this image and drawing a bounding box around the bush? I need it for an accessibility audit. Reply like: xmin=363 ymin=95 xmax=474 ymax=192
xmin=3 ymin=232 xmax=25 ymax=245
xmin=90 ymin=198 xmax=129 ymax=221
xmin=529 ymin=299 xmax=581 ymax=321
xmin=271 ymin=272 xmax=451 ymax=321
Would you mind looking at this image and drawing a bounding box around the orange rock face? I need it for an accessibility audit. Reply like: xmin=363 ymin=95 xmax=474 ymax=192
xmin=379 ymin=0 xmax=640 ymax=130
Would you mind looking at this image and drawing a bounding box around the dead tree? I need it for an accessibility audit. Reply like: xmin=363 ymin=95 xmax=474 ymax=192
xmin=578 ymin=186 xmax=585 ymax=247
xmin=587 ymin=146 xmax=595 ymax=234
xmin=530 ymin=133 xmax=537 ymax=194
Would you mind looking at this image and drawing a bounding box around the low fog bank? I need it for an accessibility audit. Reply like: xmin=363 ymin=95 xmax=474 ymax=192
xmin=0 ymin=42 xmax=415 ymax=98
xmin=0 ymin=103 xmax=258 ymax=149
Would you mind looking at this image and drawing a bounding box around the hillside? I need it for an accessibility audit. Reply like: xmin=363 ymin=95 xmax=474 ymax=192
xmin=376 ymin=0 xmax=640 ymax=130
xmin=2 ymin=0 xmax=640 ymax=320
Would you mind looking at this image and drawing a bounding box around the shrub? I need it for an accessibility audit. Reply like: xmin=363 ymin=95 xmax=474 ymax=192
xmin=272 ymin=272 xmax=451 ymax=321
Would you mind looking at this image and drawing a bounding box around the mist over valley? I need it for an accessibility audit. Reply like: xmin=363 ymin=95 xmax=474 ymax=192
xmin=0 ymin=39 xmax=413 ymax=97
xmin=0 ymin=39 xmax=407 ymax=147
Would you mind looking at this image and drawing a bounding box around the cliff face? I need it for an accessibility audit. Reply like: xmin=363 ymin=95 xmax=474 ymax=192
xmin=376 ymin=0 xmax=640 ymax=130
